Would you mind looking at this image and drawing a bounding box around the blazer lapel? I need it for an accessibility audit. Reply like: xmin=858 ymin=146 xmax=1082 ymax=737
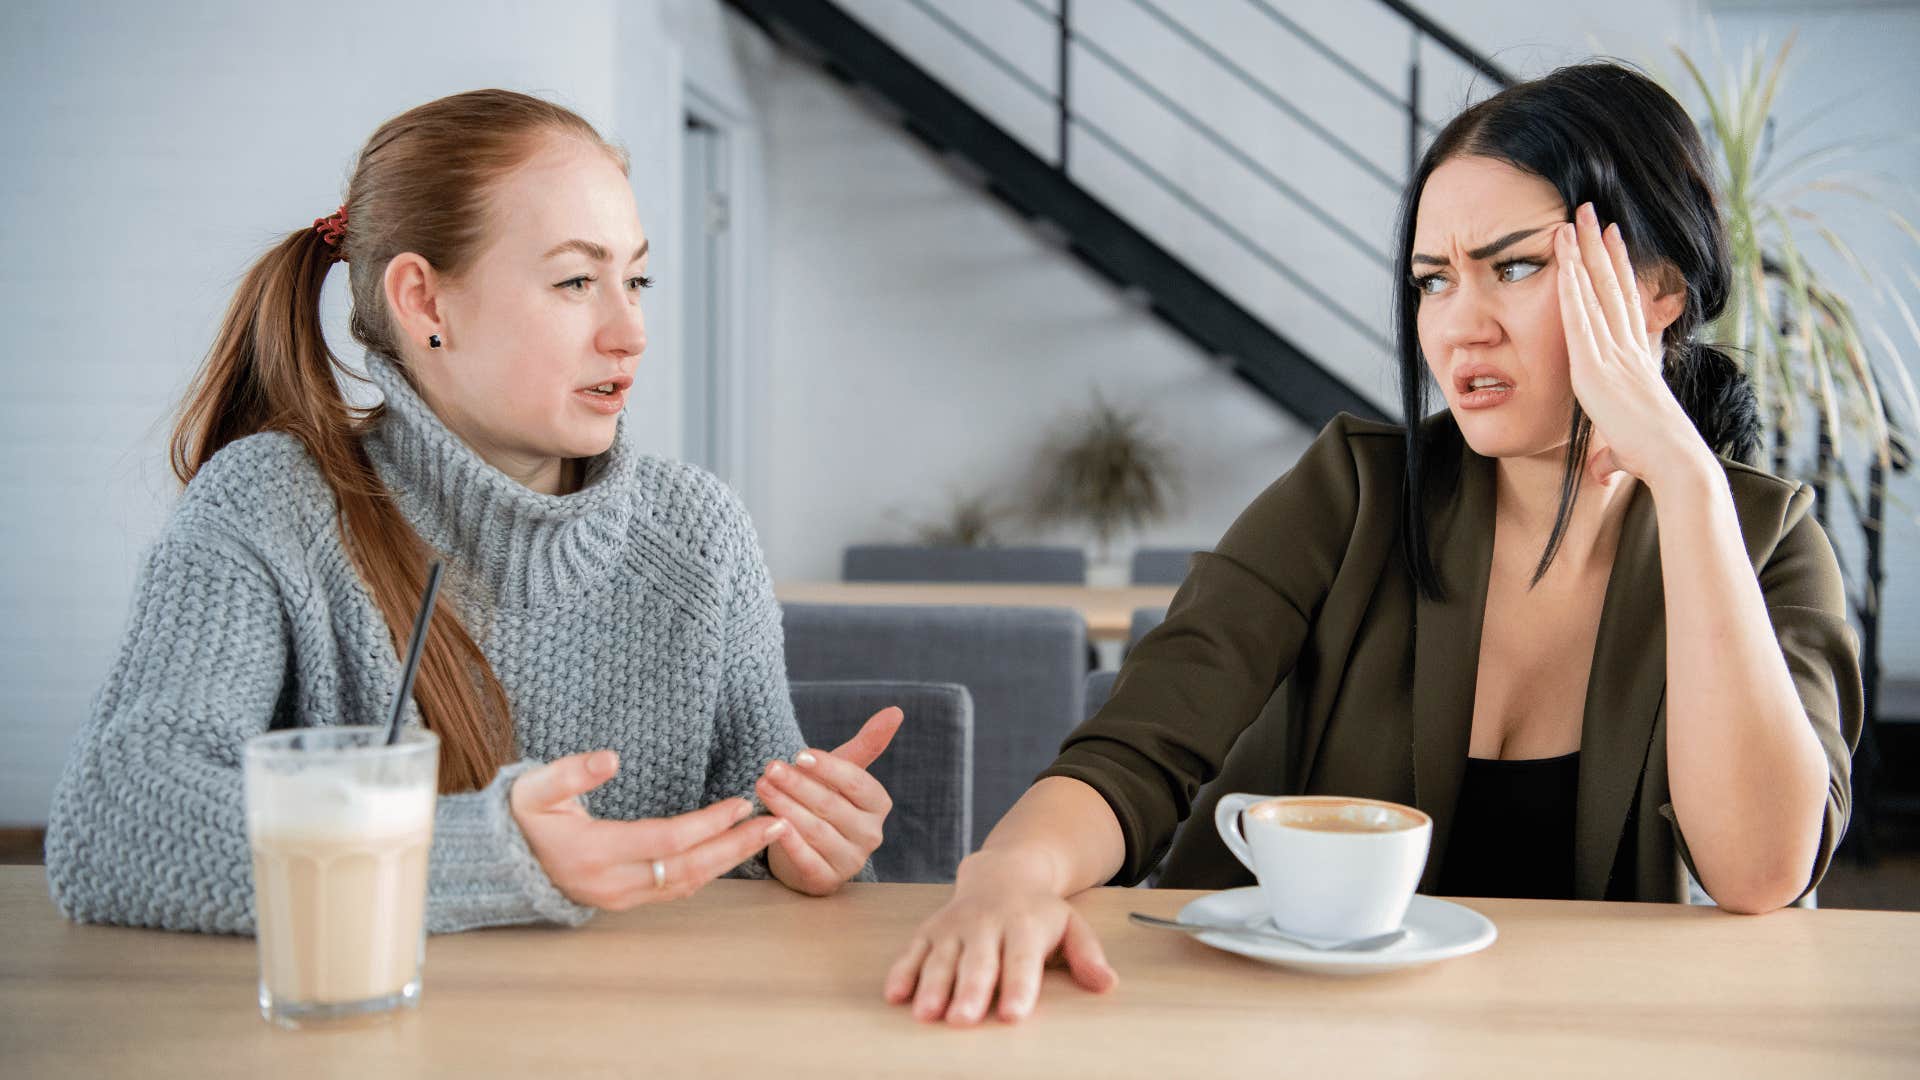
xmin=1411 ymin=433 xmax=1496 ymax=893
xmin=1574 ymin=480 xmax=1668 ymax=899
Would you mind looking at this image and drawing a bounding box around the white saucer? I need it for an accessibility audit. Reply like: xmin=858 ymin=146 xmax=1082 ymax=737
xmin=1173 ymin=888 xmax=1497 ymax=976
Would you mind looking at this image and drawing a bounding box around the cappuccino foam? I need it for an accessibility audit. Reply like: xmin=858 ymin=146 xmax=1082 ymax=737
xmin=247 ymin=772 xmax=434 ymax=841
xmin=1248 ymin=797 xmax=1423 ymax=835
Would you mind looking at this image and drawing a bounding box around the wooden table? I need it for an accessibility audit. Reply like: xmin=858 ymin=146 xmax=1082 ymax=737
xmin=775 ymin=581 xmax=1179 ymax=643
xmin=5 ymin=870 xmax=1917 ymax=1078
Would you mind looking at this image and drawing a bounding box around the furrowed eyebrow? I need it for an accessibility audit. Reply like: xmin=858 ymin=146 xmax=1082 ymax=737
xmin=542 ymin=238 xmax=650 ymax=263
xmin=1467 ymin=227 xmax=1545 ymax=260
xmin=1410 ymin=226 xmax=1551 ymax=268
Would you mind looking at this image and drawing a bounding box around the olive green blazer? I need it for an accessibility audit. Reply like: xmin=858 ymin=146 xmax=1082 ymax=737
xmin=1043 ymin=413 xmax=1862 ymax=903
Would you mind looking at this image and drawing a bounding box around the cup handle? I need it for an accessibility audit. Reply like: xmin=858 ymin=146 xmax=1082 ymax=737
xmin=1213 ymin=793 xmax=1263 ymax=875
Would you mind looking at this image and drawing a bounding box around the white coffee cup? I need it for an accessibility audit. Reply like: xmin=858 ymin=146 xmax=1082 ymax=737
xmin=1214 ymin=794 xmax=1432 ymax=942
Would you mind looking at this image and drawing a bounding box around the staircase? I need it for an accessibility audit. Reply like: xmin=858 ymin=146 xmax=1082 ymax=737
xmin=723 ymin=0 xmax=1513 ymax=428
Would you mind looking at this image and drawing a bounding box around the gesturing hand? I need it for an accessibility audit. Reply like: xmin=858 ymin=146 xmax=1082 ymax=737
xmin=757 ymin=706 xmax=904 ymax=896
xmin=510 ymin=750 xmax=789 ymax=910
xmin=1556 ymin=202 xmax=1712 ymax=487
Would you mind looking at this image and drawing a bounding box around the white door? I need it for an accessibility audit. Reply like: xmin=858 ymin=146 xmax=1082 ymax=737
xmin=681 ymin=112 xmax=734 ymax=481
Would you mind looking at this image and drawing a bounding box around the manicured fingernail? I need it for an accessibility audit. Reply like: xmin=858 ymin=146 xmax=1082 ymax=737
xmin=595 ymin=751 xmax=618 ymax=775
xmin=768 ymin=761 xmax=785 ymax=777
xmin=767 ymin=820 xmax=790 ymax=839
xmin=1579 ymin=202 xmax=1597 ymax=223
xmin=797 ymin=751 xmax=818 ymax=767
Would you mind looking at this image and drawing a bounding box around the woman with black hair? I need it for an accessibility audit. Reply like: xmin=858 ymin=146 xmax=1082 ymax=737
xmin=884 ymin=61 xmax=1862 ymax=1026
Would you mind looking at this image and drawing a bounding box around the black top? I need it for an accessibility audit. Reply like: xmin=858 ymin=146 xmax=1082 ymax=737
xmin=1436 ymin=751 xmax=1580 ymax=900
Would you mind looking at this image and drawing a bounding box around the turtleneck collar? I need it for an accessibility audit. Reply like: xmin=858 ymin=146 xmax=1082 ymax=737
xmin=359 ymin=352 xmax=639 ymax=610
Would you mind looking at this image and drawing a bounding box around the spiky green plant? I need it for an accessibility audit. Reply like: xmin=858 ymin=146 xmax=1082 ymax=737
xmin=1669 ymin=32 xmax=1920 ymax=774
xmin=1673 ymin=34 xmax=1920 ymax=477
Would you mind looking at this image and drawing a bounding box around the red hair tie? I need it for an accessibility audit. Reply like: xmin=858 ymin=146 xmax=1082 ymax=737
xmin=313 ymin=204 xmax=349 ymax=260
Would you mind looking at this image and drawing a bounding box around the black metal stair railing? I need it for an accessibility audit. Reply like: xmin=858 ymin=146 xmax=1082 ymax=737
xmin=727 ymin=0 xmax=1384 ymax=424
xmin=725 ymin=0 xmax=1515 ymax=426
xmin=977 ymin=0 xmax=1515 ymax=353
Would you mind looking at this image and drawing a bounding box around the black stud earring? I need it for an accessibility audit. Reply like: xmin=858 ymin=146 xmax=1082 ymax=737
xmin=428 ymin=334 xmax=442 ymax=349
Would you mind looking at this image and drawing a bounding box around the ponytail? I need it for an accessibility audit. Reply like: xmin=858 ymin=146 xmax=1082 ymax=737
xmin=169 ymin=215 xmax=514 ymax=794
xmin=1666 ymin=341 xmax=1762 ymax=466
xmin=170 ymin=225 xmax=346 ymax=483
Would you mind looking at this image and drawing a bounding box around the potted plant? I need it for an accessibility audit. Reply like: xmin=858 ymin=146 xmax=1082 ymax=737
xmin=902 ymin=490 xmax=1008 ymax=548
xmin=1673 ymin=34 xmax=1920 ymax=851
xmin=1029 ymin=390 xmax=1178 ymax=585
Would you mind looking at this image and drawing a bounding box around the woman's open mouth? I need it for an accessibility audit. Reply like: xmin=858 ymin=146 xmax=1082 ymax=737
xmin=574 ymin=376 xmax=632 ymax=415
xmin=1452 ymin=368 xmax=1516 ymax=411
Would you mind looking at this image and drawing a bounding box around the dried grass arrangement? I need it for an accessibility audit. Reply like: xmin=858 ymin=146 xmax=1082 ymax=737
xmin=1029 ymin=391 xmax=1178 ymax=561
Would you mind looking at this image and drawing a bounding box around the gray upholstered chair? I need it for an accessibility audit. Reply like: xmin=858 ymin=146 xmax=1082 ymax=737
xmin=1127 ymin=606 xmax=1167 ymax=653
xmin=1129 ymin=547 xmax=1201 ymax=585
xmin=843 ymin=544 xmax=1087 ymax=584
xmin=789 ymin=680 xmax=973 ymax=884
xmin=1084 ymin=669 xmax=1118 ymax=722
xmin=783 ymin=603 xmax=1087 ymax=850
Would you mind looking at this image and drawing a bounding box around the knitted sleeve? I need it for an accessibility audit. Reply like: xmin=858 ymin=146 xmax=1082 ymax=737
xmin=45 ymin=529 xmax=288 ymax=933
xmin=44 ymin=520 xmax=591 ymax=934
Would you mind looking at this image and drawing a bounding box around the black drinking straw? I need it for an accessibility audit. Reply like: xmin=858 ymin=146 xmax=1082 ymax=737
xmin=384 ymin=561 xmax=445 ymax=746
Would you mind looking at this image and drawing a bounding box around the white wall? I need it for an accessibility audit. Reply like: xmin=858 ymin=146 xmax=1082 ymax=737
xmin=0 ymin=0 xmax=701 ymax=824
xmin=752 ymin=45 xmax=1318 ymax=584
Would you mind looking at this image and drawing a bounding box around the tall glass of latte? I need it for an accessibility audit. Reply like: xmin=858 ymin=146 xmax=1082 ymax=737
xmin=243 ymin=726 xmax=438 ymax=1029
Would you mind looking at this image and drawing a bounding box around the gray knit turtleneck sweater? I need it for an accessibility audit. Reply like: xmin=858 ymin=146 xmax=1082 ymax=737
xmin=46 ymin=354 xmax=812 ymax=934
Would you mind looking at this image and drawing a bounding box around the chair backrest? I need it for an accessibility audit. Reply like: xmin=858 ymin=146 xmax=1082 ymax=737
xmin=1127 ymin=606 xmax=1167 ymax=654
xmin=1084 ymin=669 xmax=1118 ymax=722
xmin=843 ymin=544 xmax=1087 ymax=584
xmin=783 ymin=603 xmax=1087 ymax=850
xmin=1129 ymin=547 xmax=1201 ymax=585
xmin=789 ymin=680 xmax=973 ymax=884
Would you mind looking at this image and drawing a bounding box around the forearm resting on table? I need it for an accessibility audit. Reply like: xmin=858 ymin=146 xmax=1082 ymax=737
xmin=1653 ymin=461 xmax=1832 ymax=913
xmin=959 ymin=777 xmax=1127 ymax=897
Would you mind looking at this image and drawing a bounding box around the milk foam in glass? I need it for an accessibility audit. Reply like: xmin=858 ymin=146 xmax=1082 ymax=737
xmin=244 ymin=727 xmax=438 ymax=1029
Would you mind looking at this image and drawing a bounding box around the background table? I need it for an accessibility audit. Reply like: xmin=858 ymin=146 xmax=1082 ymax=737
xmin=775 ymin=581 xmax=1179 ymax=643
xmin=4 ymin=867 xmax=1916 ymax=1078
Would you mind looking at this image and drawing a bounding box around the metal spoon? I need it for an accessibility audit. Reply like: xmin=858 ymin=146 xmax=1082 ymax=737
xmin=1128 ymin=911 xmax=1408 ymax=952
